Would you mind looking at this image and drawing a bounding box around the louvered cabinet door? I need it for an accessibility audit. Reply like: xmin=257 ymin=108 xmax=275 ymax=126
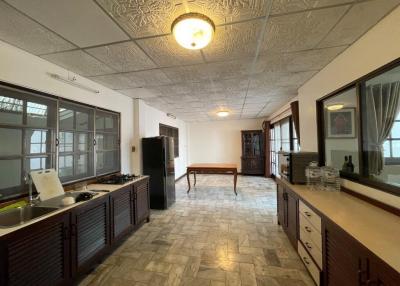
xmin=110 ymin=186 xmax=134 ymax=242
xmin=71 ymin=196 xmax=110 ymax=276
xmin=0 ymin=213 xmax=70 ymax=286
xmin=134 ymin=178 xmax=150 ymax=224
xmin=324 ymin=221 xmax=367 ymax=286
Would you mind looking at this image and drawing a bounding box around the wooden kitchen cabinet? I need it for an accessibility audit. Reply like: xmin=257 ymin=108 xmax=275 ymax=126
xmin=0 ymin=212 xmax=70 ymax=286
xmin=324 ymin=220 xmax=400 ymax=286
xmin=134 ymin=177 xmax=150 ymax=224
xmin=110 ymin=186 xmax=134 ymax=242
xmin=70 ymin=195 xmax=110 ymax=276
xmin=276 ymin=181 xmax=298 ymax=250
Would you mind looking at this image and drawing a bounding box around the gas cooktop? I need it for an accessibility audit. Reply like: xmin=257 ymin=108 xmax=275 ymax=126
xmin=97 ymin=174 xmax=140 ymax=185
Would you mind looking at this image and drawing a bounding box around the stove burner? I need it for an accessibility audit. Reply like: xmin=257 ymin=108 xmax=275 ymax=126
xmin=98 ymin=174 xmax=140 ymax=185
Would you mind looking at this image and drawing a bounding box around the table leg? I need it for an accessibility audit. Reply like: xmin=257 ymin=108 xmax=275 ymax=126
xmin=187 ymin=170 xmax=191 ymax=193
xmin=193 ymin=171 xmax=197 ymax=186
xmin=233 ymin=171 xmax=237 ymax=196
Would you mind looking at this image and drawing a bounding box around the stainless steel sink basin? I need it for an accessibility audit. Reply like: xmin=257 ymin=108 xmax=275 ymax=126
xmin=0 ymin=206 xmax=59 ymax=228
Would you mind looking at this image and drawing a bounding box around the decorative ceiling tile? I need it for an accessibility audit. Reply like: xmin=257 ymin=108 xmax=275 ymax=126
xmin=6 ymin=0 xmax=129 ymax=47
xmin=89 ymin=73 xmax=137 ymax=89
xmin=271 ymin=0 xmax=354 ymax=15
xmin=41 ymin=50 xmax=115 ymax=76
xmin=123 ymin=69 xmax=172 ymax=87
xmin=85 ymin=41 xmax=156 ymax=72
xmin=262 ymin=6 xmax=349 ymax=53
xmin=318 ymin=0 xmax=400 ymax=48
xmin=95 ymin=0 xmax=270 ymax=39
xmin=0 ymin=2 xmax=75 ymax=55
xmin=202 ymin=20 xmax=262 ymax=62
xmin=118 ymin=88 xmax=159 ymax=99
xmin=137 ymin=35 xmax=204 ymax=67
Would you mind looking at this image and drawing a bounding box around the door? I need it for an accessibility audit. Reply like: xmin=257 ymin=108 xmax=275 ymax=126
xmin=165 ymin=137 xmax=176 ymax=207
xmin=110 ymin=186 xmax=134 ymax=243
xmin=71 ymin=196 xmax=110 ymax=276
xmin=0 ymin=212 xmax=70 ymax=286
xmin=368 ymin=255 xmax=400 ymax=286
xmin=286 ymin=191 xmax=298 ymax=250
xmin=324 ymin=221 xmax=368 ymax=286
xmin=134 ymin=178 xmax=150 ymax=224
xmin=277 ymin=183 xmax=285 ymax=226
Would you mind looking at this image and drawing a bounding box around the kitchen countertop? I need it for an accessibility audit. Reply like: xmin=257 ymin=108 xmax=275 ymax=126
xmin=0 ymin=176 xmax=148 ymax=238
xmin=277 ymin=177 xmax=400 ymax=273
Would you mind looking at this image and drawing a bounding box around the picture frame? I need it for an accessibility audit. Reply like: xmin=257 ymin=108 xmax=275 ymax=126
xmin=326 ymin=108 xmax=356 ymax=138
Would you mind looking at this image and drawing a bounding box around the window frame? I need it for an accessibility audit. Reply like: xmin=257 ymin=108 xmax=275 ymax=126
xmin=0 ymin=81 xmax=121 ymax=203
xmin=317 ymin=57 xmax=400 ymax=197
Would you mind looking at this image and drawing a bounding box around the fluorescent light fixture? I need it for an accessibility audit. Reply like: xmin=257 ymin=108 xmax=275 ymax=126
xmin=48 ymin=73 xmax=99 ymax=94
xmin=327 ymin=104 xmax=344 ymax=111
xmin=172 ymin=13 xmax=215 ymax=50
xmin=217 ymin=110 xmax=229 ymax=117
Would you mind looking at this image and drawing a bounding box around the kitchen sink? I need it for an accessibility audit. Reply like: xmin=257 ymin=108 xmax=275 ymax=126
xmin=0 ymin=205 xmax=59 ymax=228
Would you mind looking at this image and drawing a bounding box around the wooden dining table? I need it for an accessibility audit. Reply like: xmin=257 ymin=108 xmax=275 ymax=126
xmin=186 ymin=163 xmax=238 ymax=195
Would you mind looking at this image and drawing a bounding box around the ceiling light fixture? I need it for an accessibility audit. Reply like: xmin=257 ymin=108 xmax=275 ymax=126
xmin=48 ymin=72 xmax=99 ymax=94
xmin=217 ymin=110 xmax=229 ymax=117
xmin=171 ymin=13 xmax=215 ymax=50
xmin=327 ymin=104 xmax=344 ymax=111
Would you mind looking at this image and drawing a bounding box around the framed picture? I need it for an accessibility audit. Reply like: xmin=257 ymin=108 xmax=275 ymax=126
xmin=326 ymin=108 xmax=356 ymax=138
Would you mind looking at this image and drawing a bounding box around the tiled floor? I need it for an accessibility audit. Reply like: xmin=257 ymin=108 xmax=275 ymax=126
xmin=79 ymin=175 xmax=314 ymax=286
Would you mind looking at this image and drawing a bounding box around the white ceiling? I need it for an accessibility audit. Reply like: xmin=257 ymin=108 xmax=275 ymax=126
xmin=0 ymin=0 xmax=399 ymax=122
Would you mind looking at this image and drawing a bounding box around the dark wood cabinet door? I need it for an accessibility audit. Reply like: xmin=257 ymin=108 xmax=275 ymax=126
xmin=134 ymin=178 xmax=150 ymax=224
xmin=368 ymin=255 xmax=400 ymax=286
xmin=286 ymin=191 xmax=298 ymax=250
xmin=0 ymin=213 xmax=70 ymax=286
xmin=71 ymin=196 xmax=110 ymax=275
xmin=277 ymin=184 xmax=285 ymax=226
xmin=110 ymin=186 xmax=134 ymax=242
xmin=324 ymin=221 xmax=368 ymax=286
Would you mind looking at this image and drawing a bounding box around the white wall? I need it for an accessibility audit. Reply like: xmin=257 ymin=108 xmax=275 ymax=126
xmin=188 ymin=118 xmax=265 ymax=171
xmin=297 ymin=6 xmax=400 ymax=208
xmin=0 ymin=40 xmax=134 ymax=174
xmin=132 ymin=99 xmax=188 ymax=179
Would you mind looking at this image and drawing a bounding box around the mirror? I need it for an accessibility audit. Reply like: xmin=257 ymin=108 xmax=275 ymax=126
xmin=323 ymin=87 xmax=359 ymax=174
xmin=361 ymin=65 xmax=400 ymax=187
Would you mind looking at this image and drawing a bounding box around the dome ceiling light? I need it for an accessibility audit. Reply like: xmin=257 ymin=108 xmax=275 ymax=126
xmin=171 ymin=13 xmax=215 ymax=50
xmin=217 ymin=110 xmax=230 ymax=117
xmin=327 ymin=104 xmax=344 ymax=111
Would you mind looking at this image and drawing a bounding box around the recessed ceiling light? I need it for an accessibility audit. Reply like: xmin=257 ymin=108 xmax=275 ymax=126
xmin=217 ymin=110 xmax=229 ymax=117
xmin=171 ymin=13 xmax=215 ymax=50
xmin=327 ymin=104 xmax=344 ymax=111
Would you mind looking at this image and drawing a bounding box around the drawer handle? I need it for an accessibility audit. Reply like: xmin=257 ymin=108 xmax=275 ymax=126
xmin=303 ymin=256 xmax=310 ymax=265
xmin=305 ymin=242 xmax=312 ymax=250
xmin=304 ymin=211 xmax=312 ymax=217
xmin=305 ymin=226 xmax=312 ymax=233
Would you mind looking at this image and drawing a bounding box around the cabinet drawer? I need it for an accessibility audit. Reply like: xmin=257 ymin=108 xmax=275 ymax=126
xmin=299 ymin=227 xmax=322 ymax=269
xmin=299 ymin=213 xmax=322 ymax=252
xmin=299 ymin=200 xmax=321 ymax=233
xmin=298 ymin=241 xmax=320 ymax=286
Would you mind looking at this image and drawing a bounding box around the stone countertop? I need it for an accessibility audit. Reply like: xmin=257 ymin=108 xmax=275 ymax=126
xmin=0 ymin=176 xmax=148 ymax=238
xmin=277 ymin=178 xmax=400 ymax=273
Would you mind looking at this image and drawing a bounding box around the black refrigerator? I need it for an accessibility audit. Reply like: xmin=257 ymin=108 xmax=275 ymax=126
xmin=142 ymin=136 xmax=176 ymax=209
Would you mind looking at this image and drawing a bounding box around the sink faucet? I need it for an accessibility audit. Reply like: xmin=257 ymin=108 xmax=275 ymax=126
xmin=27 ymin=173 xmax=40 ymax=206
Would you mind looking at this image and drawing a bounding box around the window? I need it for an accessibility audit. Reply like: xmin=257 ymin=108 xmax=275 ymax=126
xmin=0 ymin=87 xmax=57 ymax=201
xmin=58 ymin=101 xmax=95 ymax=182
xmin=270 ymin=116 xmax=299 ymax=176
xmin=383 ymin=113 xmax=400 ymax=164
xmin=0 ymin=84 xmax=121 ymax=202
xmin=159 ymin=124 xmax=179 ymax=158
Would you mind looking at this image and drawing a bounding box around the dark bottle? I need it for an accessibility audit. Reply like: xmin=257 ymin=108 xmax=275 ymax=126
xmin=342 ymin=156 xmax=348 ymax=172
xmin=347 ymin=155 xmax=354 ymax=173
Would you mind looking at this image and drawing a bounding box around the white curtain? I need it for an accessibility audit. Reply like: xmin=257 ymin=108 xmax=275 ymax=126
xmin=366 ymin=81 xmax=400 ymax=175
